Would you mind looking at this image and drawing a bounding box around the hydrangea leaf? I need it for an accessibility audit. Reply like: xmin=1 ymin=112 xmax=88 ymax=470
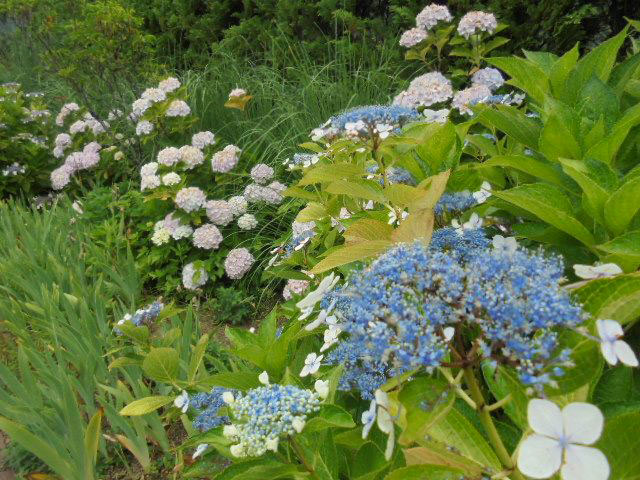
xmin=391 ymin=209 xmax=434 ymax=244
xmin=475 ymin=104 xmax=541 ymax=149
xmin=572 ymin=272 xmax=640 ymax=325
xmin=325 ymin=179 xmax=386 ymax=203
xmin=214 ymin=459 xmax=304 ymax=480
xmin=480 ymin=154 xmax=572 ymax=191
xmin=398 ymin=377 xmax=455 ymax=446
xmin=604 ymin=176 xmax=640 ymax=236
xmin=351 ymin=442 xmax=389 ymax=480
xmin=597 ymin=230 xmax=640 ymax=260
xmin=481 ymin=364 xmax=528 ymax=429
xmin=492 ymin=183 xmax=595 ymax=246
xmin=200 ymin=372 xmax=262 ymax=391
xmin=142 ymin=347 xmax=179 ymax=383
xmin=302 ymin=405 xmax=356 ymax=434
xmin=403 ymin=445 xmax=485 ymax=477
xmin=597 ymin=409 xmax=640 ymax=479
xmin=545 ymin=333 xmax=603 ymax=396
xmin=384 ymin=465 xmax=465 ymax=480
xmin=310 ymin=240 xmax=392 ymax=274
xmin=488 ymin=56 xmax=549 ymax=103
xmin=427 ymin=407 xmax=502 ymax=470
xmin=118 ymin=395 xmax=174 ymax=416
xmin=538 ymin=115 xmax=582 ymax=163
xmin=298 ymin=163 xmax=364 ymax=186
xmin=343 ymin=219 xmax=393 ymax=245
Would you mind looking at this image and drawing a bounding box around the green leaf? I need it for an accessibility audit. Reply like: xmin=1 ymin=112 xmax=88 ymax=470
xmin=488 ymin=56 xmax=549 ymax=103
xmin=384 ymin=184 xmax=425 ymax=208
xmin=539 ymin=115 xmax=582 ymax=162
xmin=343 ymin=219 xmax=393 ymax=244
xmin=573 ymin=272 xmax=640 ymax=325
xmin=545 ymin=332 xmax=603 ymax=396
xmin=481 ymin=364 xmax=528 ymax=429
xmin=428 ymin=407 xmax=501 ymax=469
xmin=351 ymin=442 xmax=389 ymax=480
xmin=403 ymin=445 xmax=484 ymax=477
xmin=559 ymin=158 xmax=617 ymax=223
xmin=201 ymin=372 xmax=262 ymax=390
xmin=597 ymin=231 xmax=640 ymax=259
xmin=119 ymin=395 xmax=174 ymax=416
xmin=296 ymin=202 xmax=327 ymax=222
xmin=188 ymin=334 xmax=209 ymax=382
xmin=604 ymin=176 xmax=640 ymax=236
xmin=325 ymin=179 xmax=385 ymax=202
xmin=384 ymin=465 xmax=465 ymax=480
xmin=610 ymin=52 xmax=640 ymax=95
xmin=298 ymin=163 xmax=364 ymax=186
xmin=398 ymin=377 xmax=455 ymax=446
xmin=492 ymin=183 xmax=595 ymax=246
xmin=475 ymin=104 xmax=541 ymax=149
xmin=523 ymin=50 xmax=558 ymax=73
xmin=284 ymin=186 xmax=320 ymax=201
xmin=482 ymin=36 xmax=510 ymax=55
xmin=593 ymin=367 xmax=640 ymax=408
xmin=564 ymin=26 xmax=629 ymax=103
xmin=304 ymin=405 xmax=356 ymax=433
xmin=215 ymin=459 xmax=303 ymax=480
xmin=0 ymin=416 xmax=74 ymax=479
xmin=598 ymin=410 xmax=640 ymax=479
xmin=580 ymin=76 xmax=620 ymax=126
xmin=310 ymin=240 xmax=392 ymax=274
xmin=410 ymin=122 xmax=461 ymax=173
xmin=480 ymin=155 xmax=571 ymax=190
xmin=84 ymin=408 xmax=103 ymax=473
xmin=142 ymin=347 xmax=180 ymax=383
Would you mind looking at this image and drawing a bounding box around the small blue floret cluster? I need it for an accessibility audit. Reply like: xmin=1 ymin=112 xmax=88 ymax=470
xmin=324 ymin=228 xmax=583 ymax=398
xmin=190 ymin=387 xmax=231 ymax=431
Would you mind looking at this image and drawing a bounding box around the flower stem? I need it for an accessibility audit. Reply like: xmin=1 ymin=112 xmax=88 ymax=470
xmin=290 ymin=436 xmax=319 ymax=480
xmin=463 ymin=367 xmax=526 ymax=480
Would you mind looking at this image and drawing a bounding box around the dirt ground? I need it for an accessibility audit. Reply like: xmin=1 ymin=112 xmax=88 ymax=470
xmin=0 ymin=432 xmax=15 ymax=480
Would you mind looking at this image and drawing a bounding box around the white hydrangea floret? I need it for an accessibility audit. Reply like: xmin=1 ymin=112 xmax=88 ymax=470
xmin=250 ymin=163 xmax=274 ymax=185
xmin=158 ymin=77 xmax=181 ymax=93
xmin=141 ymin=87 xmax=167 ymax=103
xmin=166 ymin=100 xmax=191 ymax=117
xmin=399 ymin=28 xmax=428 ymax=48
xmin=162 ymin=172 xmax=181 ymax=186
xmin=228 ymin=195 xmax=248 ymax=216
xmin=157 ymin=146 xmax=181 ymax=166
xmin=457 ymin=11 xmax=498 ymax=38
xmin=471 ymin=67 xmax=505 ymax=91
xmin=416 ymin=4 xmax=453 ymax=30
xmin=192 ymin=131 xmax=216 ymax=149
xmin=205 ymin=200 xmax=234 ymax=226
xmin=452 ymin=84 xmax=492 ymax=115
xmin=179 ymin=145 xmax=205 ymax=169
xmin=211 ymin=144 xmax=242 ymax=173
xmin=136 ymin=120 xmax=154 ymax=136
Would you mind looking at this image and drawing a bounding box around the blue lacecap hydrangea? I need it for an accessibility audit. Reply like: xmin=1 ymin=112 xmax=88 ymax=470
xmin=367 ymin=164 xmax=416 ymax=186
xmin=115 ymin=301 xmax=164 ymax=334
xmin=191 ymin=387 xmax=232 ymax=431
xmin=434 ymin=192 xmax=478 ymax=216
xmin=324 ymin=227 xmax=584 ymax=398
xmin=330 ymin=105 xmax=420 ymax=132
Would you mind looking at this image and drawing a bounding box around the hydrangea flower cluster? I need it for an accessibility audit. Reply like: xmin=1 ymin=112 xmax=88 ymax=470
xmin=182 ymin=262 xmax=209 ymax=290
xmin=224 ymin=248 xmax=255 ymax=280
xmin=282 ymin=279 xmax=310 ymax=300
xmin=2 ymin=162 xmax=26 ymax=177
xmin=322 ymin=229 xmax=584 ymax=398
xmin=457 ymin=11 xmax=498 ymax=38
xmin=399 ymin=4 xmax=453 ymax=48
xmin=399 ymin=28 xmax=429 ymax=48
xmin=393 ymin=72 xmax=454 ymax=109
xmin=190 ymin=388 xmax=232 ymax=431
xmin=223 ymin=384 xmax=321 ymax=457
xmin=452 ymin=84 xmax=492 ymax=115
xmin=114 ymin=301 xmax=164 ymax=334
xmin=312 ymin=105 xmax=421 ymax=141
xmin=283 ymin=152 xmax=320 ymax=170
xmin=434 ymin=191 xmax=478 ymax=216
xmin=471 ymin=67 xmax=505 ymax=91
xmin=130 ymin=77 xmax=189 ymax=135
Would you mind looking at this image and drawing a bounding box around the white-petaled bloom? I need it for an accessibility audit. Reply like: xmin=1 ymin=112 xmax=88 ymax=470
xmin=314 ymin=380 xmax=329 ymax=400
xmin=131 ymin=98 xmax=152 ymax=118
xmin=492 ymin=235 xmax=518 ymax=254
xmin=136 ymin=120 xmax=154 ymax=136
xmin=192 ymin=131 xmax=216 ymax=149
xmin=151 ymin=227 xmax=171 ymax=246
xmin=224 ymin=248 xmax=254 ymax=280
xmin=423 ymin=108 xmax=450 ymax=123
xmin=171 ymin=224 xmax=193 ymax=240
xmin=55 ymin=133 xmax=72 ymax=148
xmin=182 ymin=262 xmax=208 ymax=290
xmin=258 ymin=371 xmax=270 ymax=385
xmin=596 ymin=319 xmax=638 ymax=367
xmin=158 ymin=77 xmax=181 ymax=93
xmin=107 ymin=109 xmax=123 ymax=121
xmin=517 ymin=399 xmax=609 ymax=480
xmin=320 ymin=325 xmax=341 ymax=352
xmin=192 ymin=443 xmax=208 ymax=460
xmin=211 ymin=144 xmax=242 ymax=173
xmin=250 ymin=163 xmax=274 ymax=185
xmin=237 ymin=213 xmax=258 ymax=231
xmin=392 ymin=72 xmax=453 ymax=108
xmin=205 ymin=199 xmax=234 ymax=226
xmin=87 ymin=118 xmax=106 ymax=135
xmin=223 ymin=424 xmax=238 ymax=437
xmin=471 ymin=67 xmax=505 ymax=91
xmin=69 ymin=120 xmax=87 ymax=135
xmin=282 ymin=279 xmax=310 ymax=300
xmin=179 ymin=145 xmax=204 ymax=169
xmin=457 ymin=11 xmax=498 ymax=39
xmin=71 ymin=200 xmax=83 ymax=215
xmin=374 ymin=390 xmax=395 ymax=460
xmin=265 ymin=437 xmax=279 ymax=452
xmin=416 ymin=3 xmax=453 ymax=29
xmin=55 ymin=102 xmax=80 ymax=126
xmin=141 ymin=87 xmax=167 ymax=103
xmin=53 ymin=146 xmax=65 ymax=158
xmin=388 ymin=208 xmax=409 ymax=225
xmin=291 ymin=417 xmax=306 ymax=433
xmin=175 ymin=187 xmax=206 ymax=213
xmin=192 ymin=224 xmax=223 ymax=250
xmin=452 ymin=84 xmax=492 ymax=115
xmin=140 ymin=162 xmax=158 ymax=177
xmin=161 ymin=172 xmax=181 ymax=186
xmin=228 ymin=195 xmax=248 ymax=216
xmin=157 ymin=146 xmax=181 ymax=166
xmin=452 ymin=212 xmax=483 ymax=235
xmin=300 ymin=352 xmax=323 ymax=377
xmin=443 ymin=326 xmax=455 ymax=342
xmin=229 ymin=88 xmax=247 ymax=99
xmin=141 ymin=175 xmax=161 ymax=191
xmin=222 ymin=392 xmax=235 ymax=404
xmin=166 ymin=100 xmax=191 ymax=117
xmin=296 ymin=273 xmax=340 ymax=315
xmin=50 ymin=165 xmax=73 ymax=190
xmin=174 ymin=390 xmax=189 ymax=413
xmin=230 ymin=444 xmax=245 ymax=457
xmin=573 ymin=263 xmax=623 ymax=280
xmin=472 ymin=180 xmax=492 ymax=203
xmin=399 ymin=27 xmax=429 ymax=48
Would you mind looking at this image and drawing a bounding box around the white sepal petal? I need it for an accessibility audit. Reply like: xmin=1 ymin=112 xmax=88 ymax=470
xmin=614 ymin=340 xmax=639 ymax=367
xmin=562 ymin=403 xmax=604 ymax=445
xmin=560 ymin=445 xmax=610 ymax=480
xmin=528 ymin=399 xmax=563 ymax=438
xmin=517 ymin=433 xmax=563 ymax=479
